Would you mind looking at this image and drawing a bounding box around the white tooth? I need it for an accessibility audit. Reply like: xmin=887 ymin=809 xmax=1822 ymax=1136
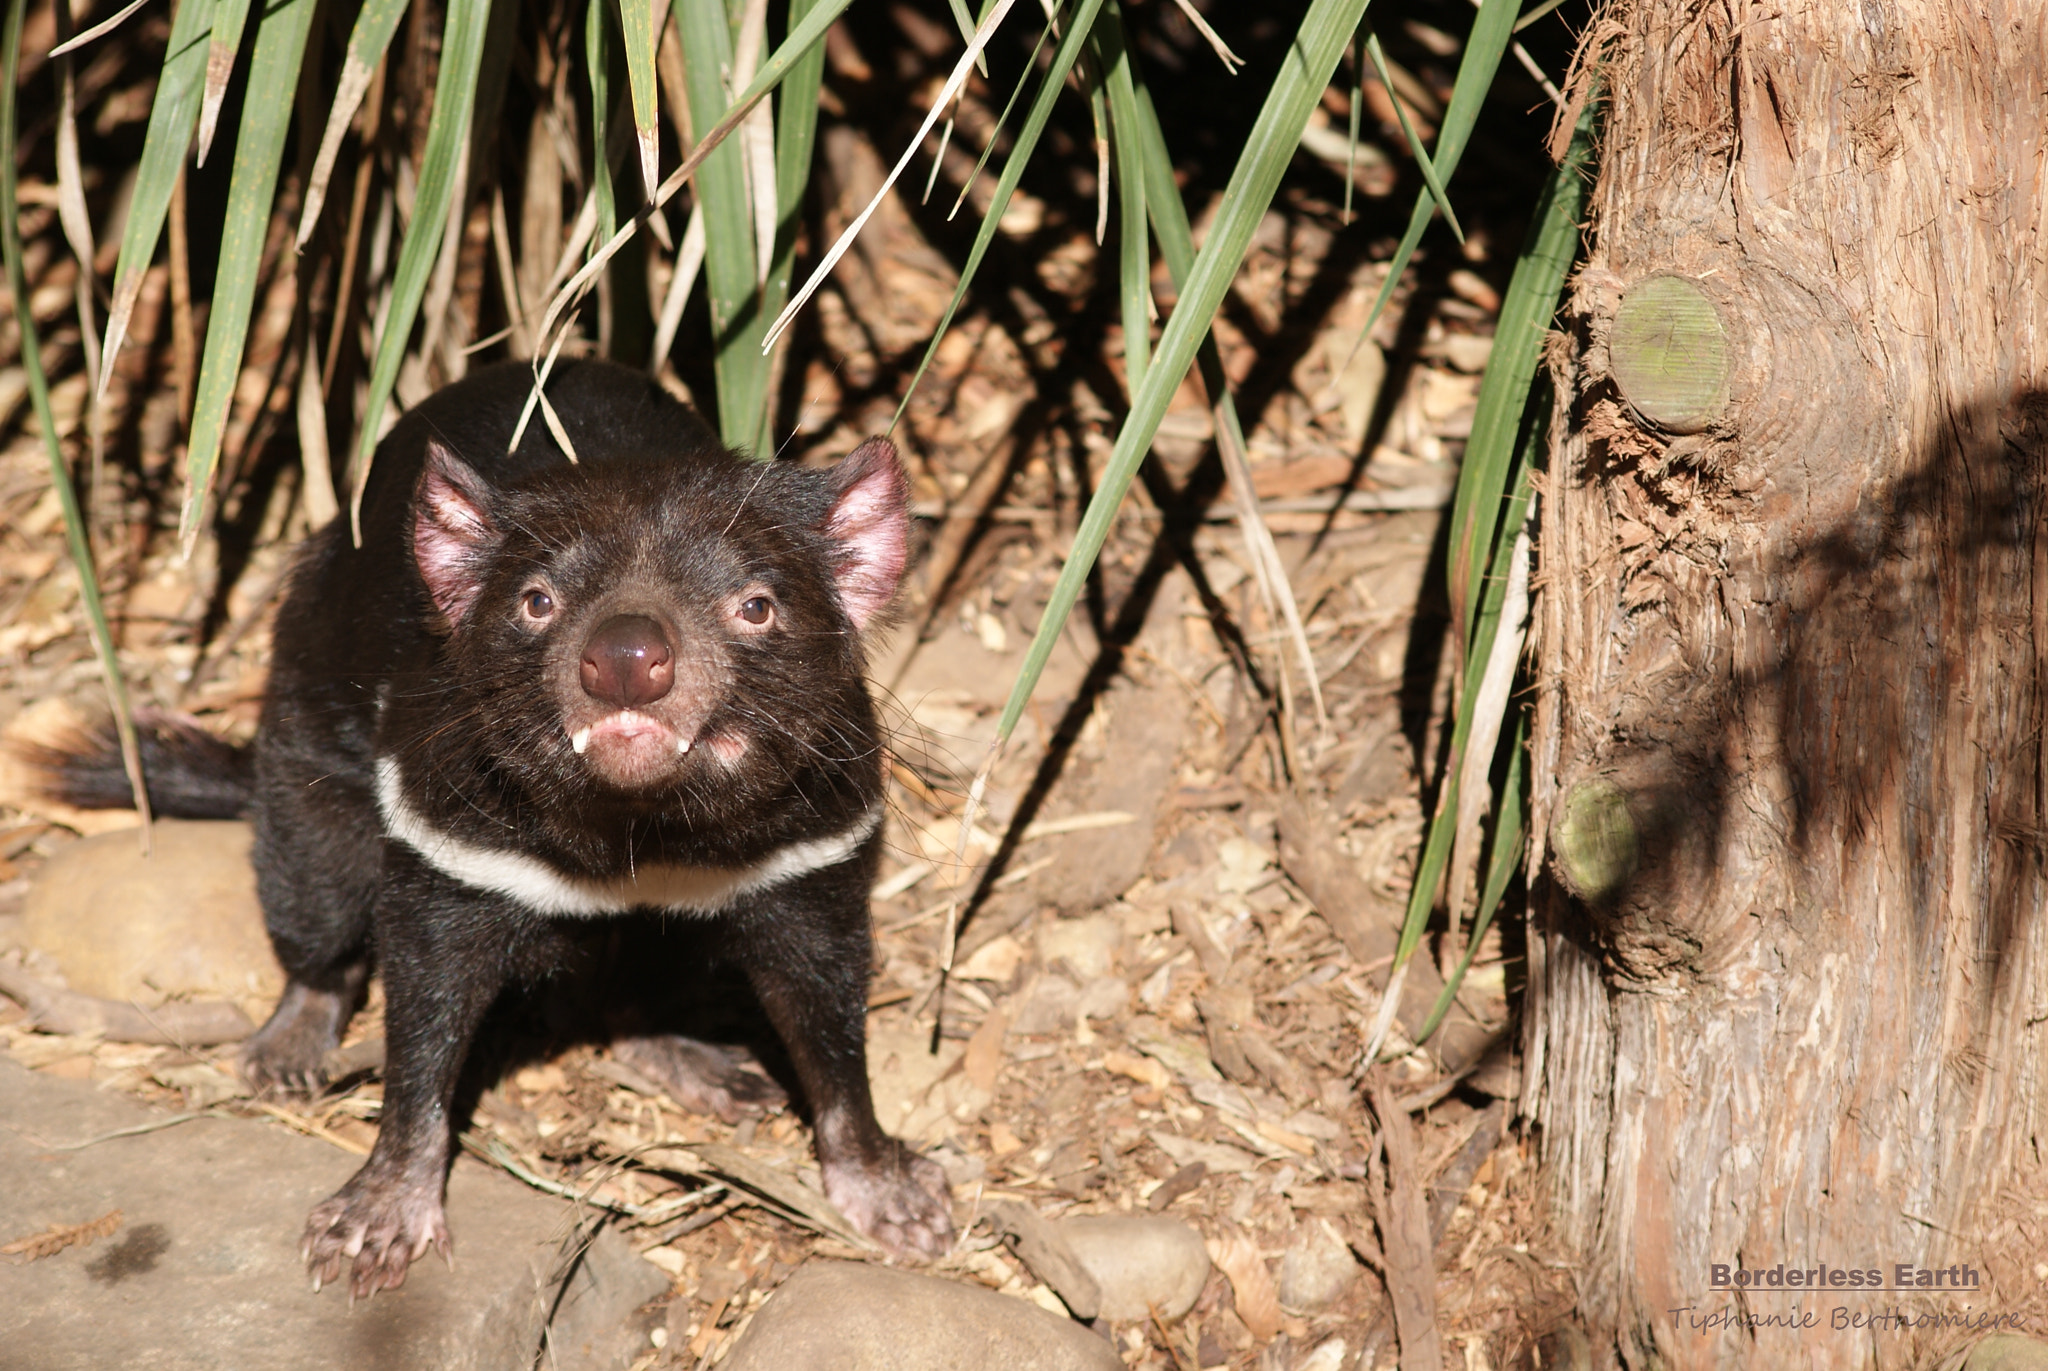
xmin=571 ymin=726 xmax=592 ymax=755
xmin=676 ymin=737 xmax=692 ymax=755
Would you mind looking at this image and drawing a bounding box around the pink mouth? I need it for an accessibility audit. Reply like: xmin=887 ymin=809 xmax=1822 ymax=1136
xmin=569 ymin=710 xmax=690 ymax=757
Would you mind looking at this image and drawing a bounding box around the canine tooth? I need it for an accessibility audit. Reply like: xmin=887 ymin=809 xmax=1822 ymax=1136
xmin=676 ymin=737 xmax=692 ymax=754
xmin=570 ymin=726 xmax=592 ymax=755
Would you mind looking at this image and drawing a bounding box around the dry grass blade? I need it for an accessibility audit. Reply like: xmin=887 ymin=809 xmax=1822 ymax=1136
xmin=673 ymin=0 xmax=768 ymax=450
xmin=764 ymin=0 xmax=828 ymax=367
xmin=177 ymin=0 xmax=318 ymax=548
xmin=346 ymin=0 xmax=491 ymax=534
xmin=295 ymin=0 xmax=405 ymax=248
xmin=524 ymin=0 xmax=851 ymax=450
xmin=648 ymin=202 xmax=707 ymax=374
xmin=943 ymin=0 xmax=987 ymax=74
xmin=52 ymin=4 xmax=101 ymax=468
xmin=1212 ymin=406 xmax=1326 ymax=732
xmin=194 ymin=0 xmax=252 ymax=166
xmin=46 ymin=0 xmax=146 ymax=56
xmin=639 ymin=1143 xmax=872 ymax=1248
xmin=2 ymin=0 xmax=150 ymax=834
xmin=1376 ymin=98 xmax=1597 ymax=1061
xmin=888 ymin=0 xmax=1078 ymax=445
xmin=762 ymin=0 xmax=1024 ymax=353
xmin=732 ymin=0 xmax=776 ymax=285
xmin=1440 ymin=524 xmax=1528 ymax=972
xmin=295 ymin=332 xmax=338 ymax=528
xmin=1 ymin=1210 xmax=122 ymax=1261
xmin=987 ymin=0 xmax=1330 ymax=759
xmin=1168 ymin=0 xmax=1241 ymax=72
xmin=98 ymin=0 xmax=217 ymax=398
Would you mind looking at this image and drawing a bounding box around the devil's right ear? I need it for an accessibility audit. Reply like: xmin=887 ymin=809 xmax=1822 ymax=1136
xmin=411 ymin=440 xmax=498 ymax=628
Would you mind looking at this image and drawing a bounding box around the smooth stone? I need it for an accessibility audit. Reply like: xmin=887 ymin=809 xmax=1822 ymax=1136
xmin=718 ymin=1261 xmax=1121 ymax=1371
xmin=1054 ymin=1215 xmax=1210 ymax=1321
xmin=0 ymin=1057 xmax=667 ymax=1371
xmin=20 ymin=819 xmax=281 ymax=1005
xmin=1961 ymin=1335 xmax=2048 ymax=1371
xmin=1276 ymin=1218 xmax=1359 ymax=1312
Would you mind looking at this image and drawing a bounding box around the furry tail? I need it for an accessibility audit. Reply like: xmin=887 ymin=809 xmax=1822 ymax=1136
xmin=16 ymin=708 xmax=253 ymax=820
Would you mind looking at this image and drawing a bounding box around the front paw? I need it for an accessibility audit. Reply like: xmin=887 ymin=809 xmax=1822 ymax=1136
xmin=303 ymin=1170 xmax=451 ymax=1299
xmin=824 ymin=1142 xmax=954 ymax=1259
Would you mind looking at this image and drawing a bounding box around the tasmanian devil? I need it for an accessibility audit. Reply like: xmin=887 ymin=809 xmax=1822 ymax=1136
xmin=36 ymin=358 xmax=953 ymax=1293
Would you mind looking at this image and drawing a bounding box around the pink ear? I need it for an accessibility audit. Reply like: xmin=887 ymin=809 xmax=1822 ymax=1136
xmin=822 ymin=438 xmax=910 ymax=631
xmin=412 ymin=440 xmax=497 ymax=627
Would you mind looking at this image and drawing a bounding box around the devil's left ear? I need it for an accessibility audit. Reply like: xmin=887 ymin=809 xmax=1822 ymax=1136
xmin=819 ymin=437 xmax=910 ymax=631
xmin=412 ymin=439 xmax=499 ymax=629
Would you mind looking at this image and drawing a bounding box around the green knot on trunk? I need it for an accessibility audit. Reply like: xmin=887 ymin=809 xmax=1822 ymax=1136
xmin=1609 ymin=275 xmax=1730 ymax=434
xmin=1555 ymin=777 xmax=1639 ymax=906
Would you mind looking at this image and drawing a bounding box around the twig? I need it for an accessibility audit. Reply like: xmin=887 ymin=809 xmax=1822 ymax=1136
xmin=13 ymin=1111 xmax=223 ymax=1151
xmin=0 ymin=962 xmax=253 ymax=1045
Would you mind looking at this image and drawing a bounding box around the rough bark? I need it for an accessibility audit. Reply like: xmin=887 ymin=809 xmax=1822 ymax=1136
xmin=1523 ymin=2 xmax=2048 ymax=1366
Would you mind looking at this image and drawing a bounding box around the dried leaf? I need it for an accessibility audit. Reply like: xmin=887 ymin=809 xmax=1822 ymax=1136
xmin=2 ymin=1209 xmax=121 ymax=1261
xmin=1207 ymin=1230 xmax=1282 ymax=1342
xmin=1369 ymin=1083 xmax=1442 ymax=1370
xmin=962 ymin=1006 xmax=1008 ymax=1094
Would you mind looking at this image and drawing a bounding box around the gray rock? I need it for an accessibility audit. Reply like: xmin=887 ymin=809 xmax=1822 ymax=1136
xmin=0 ymin=1057 xmax=666 ymax=1371
xmin=719 ymin=1260 xmax=1121 ymax=1371
xmin=1960 ymin=1335 xmax=2048 ymax=1371
xmin=1010 ymin=974 xmax=1129 ymax=1036
xmin=1276 ymin=1219 xmax=1359 ymax=1313
xmin=1035 ymin=915 xmax=1122 ymax=980
xmin=1054 ymin=1214 xmax=1210 ymax=1321
xmin=20 ymin=819 xmax=281 ymax=1006
xmin=1010 ymin=974 xmax=1081 ymax=1036
xmin=1075 ymin=976 xmax=1129 ymax=1022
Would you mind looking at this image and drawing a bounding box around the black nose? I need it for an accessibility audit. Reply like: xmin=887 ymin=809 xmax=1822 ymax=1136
xmin=580 ymin=615 xmax=674 ymax=709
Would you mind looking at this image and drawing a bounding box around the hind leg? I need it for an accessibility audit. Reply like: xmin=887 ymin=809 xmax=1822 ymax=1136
xmin=241 ymin=739 xmax=384 ymax=1092
xmin=612 ymin=1035 xmax=787 ymax=1122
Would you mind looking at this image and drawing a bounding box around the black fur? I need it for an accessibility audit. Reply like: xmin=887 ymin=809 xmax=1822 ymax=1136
xmin=22 ymin=708 xmax=252 ymax=818
xmin=44 ymin=360 xmax=950 ymax=1292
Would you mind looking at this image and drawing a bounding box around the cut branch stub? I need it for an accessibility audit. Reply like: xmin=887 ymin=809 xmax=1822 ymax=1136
xmin=1608 ymin=274 xmax=1732 ymax=434
xmin=1551 ymin=776 xmax=1638 ymax=907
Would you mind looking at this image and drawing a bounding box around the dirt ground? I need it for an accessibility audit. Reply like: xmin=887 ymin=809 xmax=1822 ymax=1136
xmin=0 ymin=7 xmax=1587 ymax=1368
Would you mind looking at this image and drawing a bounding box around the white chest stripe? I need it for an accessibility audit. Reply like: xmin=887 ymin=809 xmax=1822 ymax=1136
xmin=373 ymin=759 xmax=879 ymax=918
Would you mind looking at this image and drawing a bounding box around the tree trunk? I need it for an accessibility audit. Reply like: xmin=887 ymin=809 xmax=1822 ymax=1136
xmin=1524 ymin=3 xmax=2048 ymax=1366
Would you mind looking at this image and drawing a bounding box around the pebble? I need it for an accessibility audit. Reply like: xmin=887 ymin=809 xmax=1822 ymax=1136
xmin=1054 ymin=1215 xmax=1211 ymax=1321
xmin=1010 ymin=973 xmax=1128 ymax=1035
xmin=1035 ymin=914 xmax=1121 ymax=980
xmin=1277 ymin=1219 xmax=1359 ymax=1312
xmin=955 ymin=933 xmax=1027 ymax=982
xmin=1295 ymin=1339 xmax=1350 ymax=1371
xmin=718 ymin=1261 xmax=1122 ymax=1370
xmin=20 ymin=819 xmax=281 ymax=1005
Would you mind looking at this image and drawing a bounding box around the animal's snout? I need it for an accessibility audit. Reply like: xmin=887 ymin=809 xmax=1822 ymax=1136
xmin=580 ymin=615 xmax=675 ymax=708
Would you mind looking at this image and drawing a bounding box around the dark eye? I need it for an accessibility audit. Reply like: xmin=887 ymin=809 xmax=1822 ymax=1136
xmin=521 ymin=588 xmax=555 ymax=622
xmin=738 ymin=596 xmax=774 ymax=626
